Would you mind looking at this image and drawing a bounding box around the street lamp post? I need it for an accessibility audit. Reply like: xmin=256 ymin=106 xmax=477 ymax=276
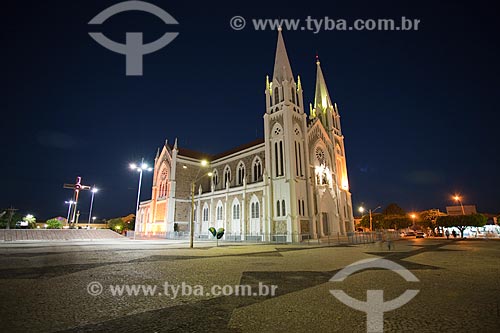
xmin=65 ymin=200 xmax=74 ymax=225
xmin=189 ymin=160 xmax=211 ymax=249
xmin=88 ymin=186 xmax=98 ymax=224
xmin=130 ymin=158 xmax=153 ymax=239
xmin=453 ymin=195 xmax=465 ymax=215
xmin=359 ymin=205 xmax=381 ymax=231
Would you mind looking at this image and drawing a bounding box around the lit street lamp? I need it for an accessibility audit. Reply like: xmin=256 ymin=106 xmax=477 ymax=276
xmin=189 ymin=160 xmax=212 ymax=248
xmin=359 ymin=205 xmax=381 ymax=231
xmin=453 ymin=195 xmax=465 ymax=215
xmin=65 ymin=200 xmax=74 ymax=224
xmin=410 ymin=213 xmax=417 ymax=229
xmin=88 ymin=186 xmax=98 ymax=224
xmin=130 ymin=159 xmax=153 ymax=238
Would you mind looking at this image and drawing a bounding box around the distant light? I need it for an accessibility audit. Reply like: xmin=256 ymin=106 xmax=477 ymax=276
xmin=26 ymin=214 xmax=33 ymax=219
xmin=201 ymin=160 xmax=208 ymax=167
xmin=129 ymin=163 xmax=137 ymax=170
xmin=141 ymin=163 xmax=148 ymax=170
xmin=92 ymin=187 xmax=99 ymax=193
xmin=147 ymin=167 xmax=153 ymax=172
xmin=358 ymin=207 xmax=365 ymax=213
xmin=453 ymin=195 xmax=461 ymax=201
xmin=183 ymin=165 xmax=187 ymax=169
xmin=207 ymin=172 xmax=213 ymax=177
xmin=410 ymin=214 xmax=416 ymax=219
xmin=92 ymin=217 xmax=97 ymax=221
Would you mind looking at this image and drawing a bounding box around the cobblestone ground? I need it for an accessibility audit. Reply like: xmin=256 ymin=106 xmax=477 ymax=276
xmin=0 ymin=238 xmax=499 ymax=332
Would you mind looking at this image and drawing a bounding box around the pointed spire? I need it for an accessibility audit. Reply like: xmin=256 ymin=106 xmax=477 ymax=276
xmin=272 ymin=28 xmax=294 ymax=83
xmin=314 ymin=57 xmax=333 ymax=112
xmin=155 ymin=147 xmax=160 ymax=159
xmin=165 ymin=139 xmax=168 ymax=147
xmin=173 ymin=138 xmax=178 ymax=150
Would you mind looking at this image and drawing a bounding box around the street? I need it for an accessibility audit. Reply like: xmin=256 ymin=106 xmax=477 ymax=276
xmin=0 ymin=238 xmax=499 ymax=332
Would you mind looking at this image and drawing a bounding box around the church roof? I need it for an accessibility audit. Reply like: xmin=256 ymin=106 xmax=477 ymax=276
xmin=176 ymin=138 xmax=265 ymax=162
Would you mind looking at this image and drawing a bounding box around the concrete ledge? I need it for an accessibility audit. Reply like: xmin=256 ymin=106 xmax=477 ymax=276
xmin=0 ymin=229 xmax=124 ymax=241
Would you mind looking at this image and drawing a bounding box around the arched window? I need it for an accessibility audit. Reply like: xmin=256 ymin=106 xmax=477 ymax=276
xmin=251 ymin=202 xmax=260 ymax=219
xmin=276 ymin=201 xmax=281 ymax=217
xmin=212 ymin=169 xmax=219 ymax=187
xmin=282 ymin=200 xmax=286 ymax=216
xmin=158 ymin=168 xmax=168 ymax=198
xmin=274 ymin=87 xmax=279 ymax=105
xmin=223 ymin=166 xmax=231 ymax=187
xmin=279 ymin=141 xmax=284 ymax=176
xmin=252 ymin=157 xmax=262 ymax=182
xmin=203 ymin=206 xmax=209 ymax=222
xmin=237 ymin=162 xmax=245 ymax=185
xmin=216 ymin=202 xmax=223 ymax=221
xmin=232 ymin=203 xmax=240 ymax=220
xmin=291 ymin=87 xmax=295 ymax=104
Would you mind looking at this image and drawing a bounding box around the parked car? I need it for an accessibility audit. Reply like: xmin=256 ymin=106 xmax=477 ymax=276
xmin=416 ymin=232 xmax=425 ymax=238
xmin=405 ymin=231 xmax=416 ymax=237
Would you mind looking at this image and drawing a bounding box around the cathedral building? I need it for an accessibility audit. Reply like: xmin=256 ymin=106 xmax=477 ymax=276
xmin=135 ymin=29 xmax=354 ymax=242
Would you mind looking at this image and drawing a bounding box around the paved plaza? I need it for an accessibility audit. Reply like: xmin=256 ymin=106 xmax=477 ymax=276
xmin=0 ymin=238 xmax=499 ymax=332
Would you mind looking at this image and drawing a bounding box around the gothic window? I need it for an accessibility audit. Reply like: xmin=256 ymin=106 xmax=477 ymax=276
xmin=294 ymin=142 xmax=298 ymax=176
xmin=276 ymin=201 xmax=281 ymax=217
xmin=203 ymin=206 xmax=209 ymax=222
xmin=212 ymin=169 xmax=219 ymax=187
xmin=274 ymin=142 xmax=279 ymax=177
xmin=274 ymin=87 xmax=279 ymax=105
xmin=158 ymin=168 xmax=168 ymax=198
xmin=251 ymin=201 xmax=260 ymax=218
xmin=279 ymin=141 xmax=284 ymax=176
xmin=274 ymin=140 xmax=285 ymax=177
xmin=282 ymin=200 xmax=286 ymax=216
xmin=252 ymin=157 xmax=262 ymax=182
xmin=216 ymin=203 xmax=223 ymax=221
xmin=237 ymin=162 xmax=245 ymax=185
xmin=291 ymin=87 xmax=295 ymax=104
xmin=298 ymin=199 xmax=301 ymax=215
xmin=302 ymin=200 xmax=305 ymax=216
xmin=223 ymin=166 xmax=231 ymax=187
xmin=273 ymin=126 xmax=281 ymax=136
xmin=232 ymin=203 xmax=240 ymax=220
xmin=298 ymin=142 xmax=303 ymax=176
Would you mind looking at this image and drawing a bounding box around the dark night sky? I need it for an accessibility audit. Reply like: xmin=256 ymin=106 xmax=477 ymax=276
xmin=2 ymin=0 xmax=499 ymax=220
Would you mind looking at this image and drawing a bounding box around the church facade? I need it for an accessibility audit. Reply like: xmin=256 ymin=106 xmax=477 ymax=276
xmin=135 ymin=29 xmax=354 ymax=242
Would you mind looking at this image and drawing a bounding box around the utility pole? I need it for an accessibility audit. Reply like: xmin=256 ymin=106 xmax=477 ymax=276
xmin=6 ymin=207 xmax=18 ymax=230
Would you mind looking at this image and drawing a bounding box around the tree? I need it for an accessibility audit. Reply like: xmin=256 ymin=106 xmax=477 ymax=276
xmin=418 ymin=209 xmax=446 ymax=235
xmin=437 ymin=214 xmax=487 ymax=238
xmin=383 ymin=203 xmax=406 ymax=216
xmin=46 ymin=218 xmax=63 ymax=229
xmin=383 ymin=215 xmax=412 ymax=230
xmin=23 ymin=215 xmax=37 ymax=229
xmin=359 ymin=213 xmax=385 ymax=229
xmin=108 ymin=218 xmax=125 ymax=233
xmin=0 ymin=212 xmax=22 ymax=229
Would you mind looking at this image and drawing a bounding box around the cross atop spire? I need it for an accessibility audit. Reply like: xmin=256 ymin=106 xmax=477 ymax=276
xmin=272 ymin=29 xmax=294 ymax=83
